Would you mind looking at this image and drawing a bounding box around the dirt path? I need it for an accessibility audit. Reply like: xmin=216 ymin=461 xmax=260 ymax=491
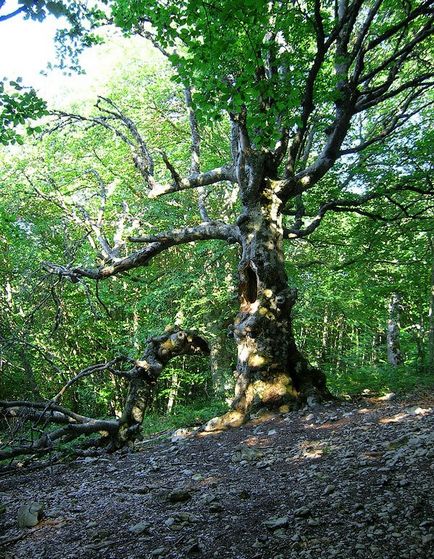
xmin=1 ymin=393 xmax=433 ymax=559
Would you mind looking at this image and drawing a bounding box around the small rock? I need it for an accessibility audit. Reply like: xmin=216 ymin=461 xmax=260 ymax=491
xmin=17 ymin=502 xmax=44 ymax=528
xmin=129 ymin=521 xmax=150 ymax=535
xmin=84 ymin=456 xmax=100 ymax=463
xmin=323 ymin=484 xmax=336 ymax=495
xmin=264 ymin=516 xmax=289 ymax=530
xmin=231 ymin=446 xmax=264 ymax=463
xmin=175 ymin=512 xmax=197 ymax=523
xmin=307 ymin=396 xmax=318 ymax=408
xmin=405 ymin=406 xmax=431 ymax=415
xmin=273 ymin=528 xmax=287 ymax=538
xmin=172 ymin=428 xmax=194 ymax=442
xmin=150 ymin=548 xmax=165 ymax=557
xmin=378 ymin=392 xmax=396 ymax=401
xmin=294 ymin=506 xmax=311 ymax=518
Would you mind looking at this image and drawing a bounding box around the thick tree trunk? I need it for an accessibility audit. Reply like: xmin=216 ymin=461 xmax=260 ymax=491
xmin=207 ymin=167 xmax=329 ymax=430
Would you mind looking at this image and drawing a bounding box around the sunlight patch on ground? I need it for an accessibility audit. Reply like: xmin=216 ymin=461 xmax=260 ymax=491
xmin=379 ymin=406 xmax=432 ymax=424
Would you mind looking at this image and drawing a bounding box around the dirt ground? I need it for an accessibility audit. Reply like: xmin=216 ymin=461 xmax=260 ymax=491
xmin=0 ymin=391 xmax=433 ymax=559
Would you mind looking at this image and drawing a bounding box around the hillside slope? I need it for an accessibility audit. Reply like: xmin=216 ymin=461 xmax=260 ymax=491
xmin=1 ymin=393 xmax=433 ymax=559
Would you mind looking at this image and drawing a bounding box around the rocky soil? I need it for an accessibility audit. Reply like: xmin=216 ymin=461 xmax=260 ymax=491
xmin=0 ymin=392 xmax=433 ymax=559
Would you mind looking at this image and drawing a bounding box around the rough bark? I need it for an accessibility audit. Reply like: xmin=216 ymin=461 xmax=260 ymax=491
xmin=429 ymin=236 xmax=434 ymax=373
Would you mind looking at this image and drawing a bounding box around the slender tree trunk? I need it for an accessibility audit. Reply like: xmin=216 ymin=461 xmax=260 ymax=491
xmin=20 ymin=349 xmax=41 ymax=401
xmin=428 ymin=236 xmax=434 ymax=373
xmin=207 ymin=313 xmax=236 ymax=397
xmin=166 ymin=371 xmax=179 ymax=414
xmin=414 ymin=319 xmax=425 ymax=371
xmin=335 ymin=316 xmax=345 ymax=370
xmin=387 ymin=292 xmax=404 ymax=366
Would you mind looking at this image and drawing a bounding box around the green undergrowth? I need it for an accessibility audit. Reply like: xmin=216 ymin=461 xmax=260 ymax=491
xmin=141 ymin=399 xmax=228 ymax=437
xmin=326 ymin=363 xmax=434 ymax=397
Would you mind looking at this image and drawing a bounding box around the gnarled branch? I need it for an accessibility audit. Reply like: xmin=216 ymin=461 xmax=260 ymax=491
xmin=44 ymin=222 xmax=241 ymax=282
xmin=0 ymin=329 xmax=210 ymax=461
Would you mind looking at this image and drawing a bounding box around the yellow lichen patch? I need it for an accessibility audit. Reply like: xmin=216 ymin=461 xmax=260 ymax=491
xmin=276 ymin=373 xmax=291 ymax=386
xmin=246 ymin=374 xmax=298 ymax=406
xmin=159 ymin=338 xmax=174 ymax=352
xmin=204 ymin=410 xmax=245 ymax=432
xmin=279 ymin=404 xmax=290 ymax=413
xmin=132 ymin=406 xmax=143 ymax=421
xmin=248 ymin=354 xmax=267 ymax=367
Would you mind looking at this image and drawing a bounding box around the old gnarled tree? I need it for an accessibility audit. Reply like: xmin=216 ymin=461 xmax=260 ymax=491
xmin=44 ymin=0 xmax=434 ymax=427
xmin=7 ymin=0 xmax=433 ymax=438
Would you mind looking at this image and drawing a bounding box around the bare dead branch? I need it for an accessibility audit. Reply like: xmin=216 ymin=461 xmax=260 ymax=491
xmin=52 ymin=357 xmax=133 ymax=403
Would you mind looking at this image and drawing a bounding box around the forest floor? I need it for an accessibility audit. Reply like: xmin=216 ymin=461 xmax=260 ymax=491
xmin=0 ymin=391 xmax=433 ymax=559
